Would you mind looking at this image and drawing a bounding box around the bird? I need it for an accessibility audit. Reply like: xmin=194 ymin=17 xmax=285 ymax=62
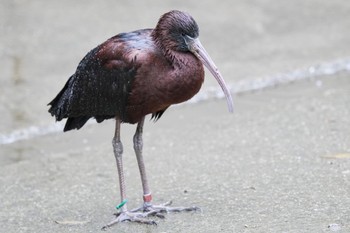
xmin=48 ymin=10 xmax=233 ymax=228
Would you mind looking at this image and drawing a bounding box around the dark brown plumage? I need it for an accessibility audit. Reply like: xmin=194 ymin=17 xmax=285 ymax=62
xmin=48 ymin=10 xmax=233 ymax=227
xmin=48 ymin=11 xmax=220 ymax=130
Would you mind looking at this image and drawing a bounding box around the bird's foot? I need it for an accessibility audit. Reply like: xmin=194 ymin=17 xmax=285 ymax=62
xmin=101 ymin=201 xmax=200 ymax=230
xmin=101 ymin=210 xmax=157 ymax=230
xmin=131 ymin=200 xmax=200 ymax=215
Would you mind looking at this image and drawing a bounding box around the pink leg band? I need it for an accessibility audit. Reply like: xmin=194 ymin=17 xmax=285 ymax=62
xmin=143 ymin=193 xmax=152 ymax=202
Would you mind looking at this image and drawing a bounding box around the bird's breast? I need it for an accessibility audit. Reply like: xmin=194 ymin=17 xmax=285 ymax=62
xmin=125 ymin=52 xmax=204 ymax=123
xmin=159 ymin=60 xmax=204 ymax=104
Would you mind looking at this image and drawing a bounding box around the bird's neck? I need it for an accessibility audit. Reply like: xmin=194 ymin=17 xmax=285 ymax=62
xmin=151 ymin=30 xmax=181 ymax=66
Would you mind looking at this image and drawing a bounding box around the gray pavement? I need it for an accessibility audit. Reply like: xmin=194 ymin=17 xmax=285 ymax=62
xmin=1 ymin=0 xmax=350 ymax=232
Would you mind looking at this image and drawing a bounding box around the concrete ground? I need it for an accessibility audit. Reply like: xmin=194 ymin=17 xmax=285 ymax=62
xmin=1 ymin=0 xmax=350 ymax=232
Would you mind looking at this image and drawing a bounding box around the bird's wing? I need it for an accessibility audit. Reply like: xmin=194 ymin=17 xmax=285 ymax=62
xmin=48 ymin=30 xmax=153 ymax=130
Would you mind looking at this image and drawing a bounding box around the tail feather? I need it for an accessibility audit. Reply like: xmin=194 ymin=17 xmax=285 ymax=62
xmin=48 ymin=75 xmax=74 ymax=121
xmin=63 ymin=116 xmax=90 ymax=132
xmin=49 ymin=75 xmax=92 ymax=131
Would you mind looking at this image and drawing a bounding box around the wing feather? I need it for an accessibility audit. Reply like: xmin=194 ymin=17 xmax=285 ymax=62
xmin=48 ymin=33 xmax=143 ymax=131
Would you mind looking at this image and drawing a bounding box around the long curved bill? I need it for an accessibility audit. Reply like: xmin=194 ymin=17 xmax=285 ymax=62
xmin=187 ymin=37 xmax=234 ymax=113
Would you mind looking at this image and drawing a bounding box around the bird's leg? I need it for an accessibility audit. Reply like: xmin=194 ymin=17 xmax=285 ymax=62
xmin=133 ymin=117 xmax=152 ymax=205
xmin=112 ymin=118 xmax=127 ymax=212
xmin=102 ymin=118 xmax=156 ymax=230
xmin=103 ymin=117 xmax=199 ymax=230
xmin=130 ymin=117 xmax=200 ymax=216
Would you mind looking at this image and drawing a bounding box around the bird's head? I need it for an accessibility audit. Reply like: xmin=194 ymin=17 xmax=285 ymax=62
xmin=153 ymin=10 xmax=199 ymax=52
xmin=152 ymin=10 xmax=234 ymax=113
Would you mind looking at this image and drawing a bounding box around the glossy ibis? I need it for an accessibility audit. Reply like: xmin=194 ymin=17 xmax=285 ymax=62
xmin=48 ymin=10 xmax=233 ymax=228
